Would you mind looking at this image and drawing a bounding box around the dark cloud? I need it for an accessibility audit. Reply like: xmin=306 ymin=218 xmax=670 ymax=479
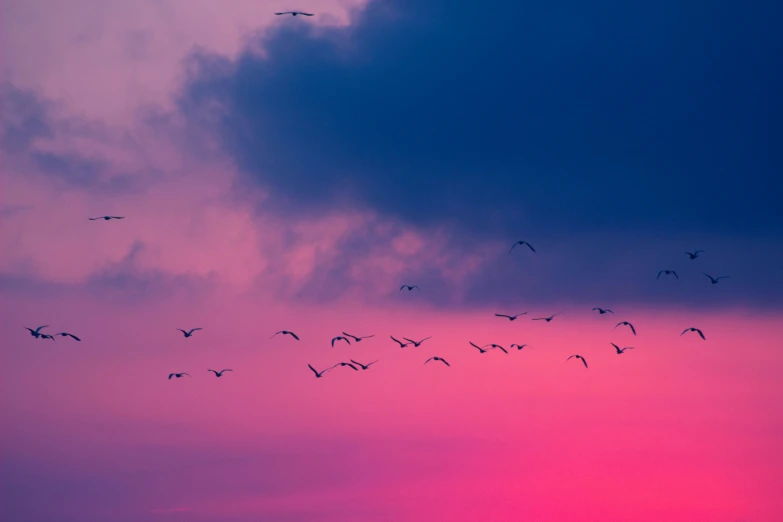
xmin=178 ymin=0 xmax=783 ymax=308
xmin=180 ymin=0 xmax=783 ymax=238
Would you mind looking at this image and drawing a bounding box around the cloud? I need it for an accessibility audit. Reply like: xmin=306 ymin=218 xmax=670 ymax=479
xmin=175 ymin=0 xmax=783 ymax=308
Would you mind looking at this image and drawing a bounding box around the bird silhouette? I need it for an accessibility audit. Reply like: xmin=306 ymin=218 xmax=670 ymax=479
xmin=400 ymin=285 xmax=420 ymax=291
xmin=403 ymin=336 xmax=431 ymax=347
xmin=331 ymin=336 xmax=351 ymax=347
xmin=486 ymin=344 xmax=508 ymax=354
xmin=208 ymin=369 xmax=233 ymax=377
xmin=308 ymin=364 xmax=331 ymax=378
xmin=425 ymin=356 xmax=450 ymax=367
xmin=681 ymin=327 xmax=706 ymax=340
xmin=615 ymin=321 xmax=637 ymax=335
xmin=657 ymin=270 xmax=679 ymax=280
xmin=509 ymin=240 xmax=535 ymax=253
xmin=177 ymin=328 xmax=202 ymax=338
xmin=168 ymin=372 xmax=190 ymax=379
xmin=470 ymin=341 xmax=490 ymax=354
xmin=685 ymin=250 xmax=705 ymax=260
xmin=494 ymin=312 xmax=528 ymax=321
xmin=567 ymin=355 xmax=588 ymax=368
xmin=532 ymin=310 xmax=563 ymax=322
xmin=275 ymin=11 xmax=314 ymax=16
xmin=55 ymin=332 xmax=81 ymax=341
xmin=704 ymin=273 xmax=729 ymax=285
xmin=610 ymin=343 xmax=634 ymax=354
xmin=350 ymin=359 xmax=378 ymax=370
xmin=24 ymin=325 xmax=49 ymax=338
xmin=390 ymin=335 xmax=411 ymax=348
xmin=271 ymin=330 xmax=300 ymax=340
xmin=331 ymin=362 xmax=359 ymax=371
xmin=592 ymin=308 xmax=614 ymax=315
xmin=342 ymin=332 xmax=375 ymax=342
xmin=511 ymin=343 xmax=531 ymax=351
xmin=39 ymin=334 xmax=56 ymax=341
xmin=89 ymin=216 xmax=124 ymax=221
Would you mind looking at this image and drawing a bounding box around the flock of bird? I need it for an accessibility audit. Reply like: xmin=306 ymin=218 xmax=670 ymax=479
xmin=25 ymin=221 xmax=727 ymax=379
xmin=22 ymin=12 xmax=729 ymax=381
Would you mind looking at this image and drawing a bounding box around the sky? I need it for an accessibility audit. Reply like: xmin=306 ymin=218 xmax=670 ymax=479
xmin=1 ymin=1 xmax=782 ymax=521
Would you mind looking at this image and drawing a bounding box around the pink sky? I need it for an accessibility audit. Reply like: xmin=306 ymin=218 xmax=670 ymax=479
xmin=2 ymin=1 xmax=783 ymax=521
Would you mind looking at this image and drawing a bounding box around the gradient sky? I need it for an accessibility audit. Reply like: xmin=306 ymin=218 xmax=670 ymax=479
xmin=2 ymin=1 xmax=783 ymax=521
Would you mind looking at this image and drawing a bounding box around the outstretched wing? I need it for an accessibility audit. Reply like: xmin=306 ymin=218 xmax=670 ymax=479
xmin=673 ymin=271 xmax=679 ymax=280
xmin=495 ymin=313 xmax=511 ymax=319
xmin=308 ymin=364 xmax=319 ymax=376
xmin=221 ymin=369 xmax=233 ymax=373
xmin=441 ymin=359 xmax=451 ymax=367
xmin=425 ymin=357 xmax=434 ymax=364
xmin=525 ymin=242 xmax=536 ymax=252
xmin=391 ymin=335 xmax=405 ymax=346
xmin=629 ymin=324 xmax=636 ymax=335
xmin=509 ymin=242 xmax=519 ymax=253
xmin=289 ymin=332 xmax=300 ymax=340
xmin=581 ymin=357 xmax=588 ymax=368
xmin=168 ymin=373 xmax=175 ymax=379
xmin=497 ymin=346 xmax=508 ymax=354
xmin=696 ymin=329 xmax=706 ymax=340
xmin=657 ymin=270 xmax=664 ymax=279
xmin=611 ymin=343 xmax=620 ymax=353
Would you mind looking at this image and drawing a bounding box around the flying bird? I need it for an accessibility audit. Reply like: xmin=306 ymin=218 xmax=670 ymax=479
xmin=704 ymin=273 xmax=729 ymax=285
xmin=342 ymin=332 xmax=375 ymax=342
xmin=615 ymin=321 xmax=637 ymax=335
xmin=177 ymin=328 xmax=202 ymax=338
xmin=55 ymin=332 xmax=81 ymax=341
xmin=89 ymin=216 xmax=125 ymax=221
xmin=470 ymin=341 xmax=490 ymax=354
xmin=567 ymin=354 xmax=588 ymax=368
xmin=403 ymin=336 xmax=431 ymax=347
xmin=494 ymin=312 xmax=528 ymax=321
xmin=308 ymin=364 xmax=331 ymax=378
xmin=350 ymin=359 xmax=378 ymax=370
xmin=610 ymin=343 xmax=634 ymax=354
xmin=207 ymin=369 xmax=233 ymax=377
xmin=592 ymin=308 xmax=614 ymax=315
xmin=681 ymin=327 xmax=706 ymax=340
xmin=39 ymin=334 xmax=56 ymax=341
xmin=685 ymin=250 xmax=705 ymax=260
xmin=331 ymin=362 xmax=359 ymax=371
xmin=657 ymin=270 xmax=679 ymax=280
xmin=509 ymin=240 xmax=535 ymax=253
xmin=24 ymin=325 xmax=49 ymax=338
xmin=168 ymin=372 xmax=190 ymax=379
xmin=425 ymin=356 xmax=450 ymax=367
xmin=271 ymin=330 xmax=300 ymax=340
xmin=532 ymin=310 xmax=563 ymax=322
xmin=486 ymin=344 xmax=508 ymax=354
xmin=400 ymin=285 xmax=420 ymax=292
xmin=511 ymin=343 xmax=531 ymax=351
xmin=331 ymin=336 xmax=351 ymax=347
xmin=275 ymin=11 xmax=314 ymax=16
xmin=390 ymin=335 xmax=411 ymax=348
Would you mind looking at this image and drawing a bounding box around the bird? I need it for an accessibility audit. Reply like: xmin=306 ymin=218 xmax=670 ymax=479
xmin=89 ymin=216 xmax=125 ymax=221
xmin=55 ymin=332 xmax=81 ymax=341
xmin=567 ymin=355 xmax=588 ymax=368
xmin=24 ymin=325 xmax=49 ymax=338
xmin=470 ymin=341 xmax=490 ymax=354
xmin=271 ymin=330 xmax=300 ymax=340
xmin=39 ymin=334 xmax=56 ymax=341
xmin=390 ymin=335 xmax=411 ymax=348
xmin=177 ymin=328 xmax=202 ymax=338
xmin=425 ymin=356 xmax=450 ymax=367
xmin=486 ymin=344 xmax=508 ymax=354
xmin=681 ymin=327 xmax=706 ymax=340
xmin=331 ymin=336 xmax=351 ymax=347
xmin=685 ymin=250 xmax=705 ymax=260
xmin=168 ymin=372 xmax=190 ymax=379
xmin=532 ymin=310 xmax=563 ymax=322
xmin=350 ymin=359 xmax=378 ymax=370
xmin=657 ymin=270 xmax=679 ymax=280
xmin=342 ymin=332 xmax=375 ymax=342
xmin=615 ymin=321 xmax=637 ymax=335
xmin=403 ymin=336 xmax=431 ymax=347
xmin=207 ymin=369 xmax=233 ymax=377
xmin=592 ymin=308 xmax=614 ymax=315
xmin=275 ymin=11 xmax=314 ymax=16
xmin=494 ymin=312 xmax=528 ymax=321
xmin=308 ymin=364 xmax=330 ymax=378
xmin=400 ymin=285 xmax=420 ymax=292
xmin=509 ymin=240 xmax=535 ymax=253
xmin=610 ymin=343 xmax=634 ymax=354
xmin=331 ymin=362 xmax=359 ymax=371
xmin=510 ymin=343 xmax=531 ymax=351
xmin=704 ymin=273 xmax=729 ymax=285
